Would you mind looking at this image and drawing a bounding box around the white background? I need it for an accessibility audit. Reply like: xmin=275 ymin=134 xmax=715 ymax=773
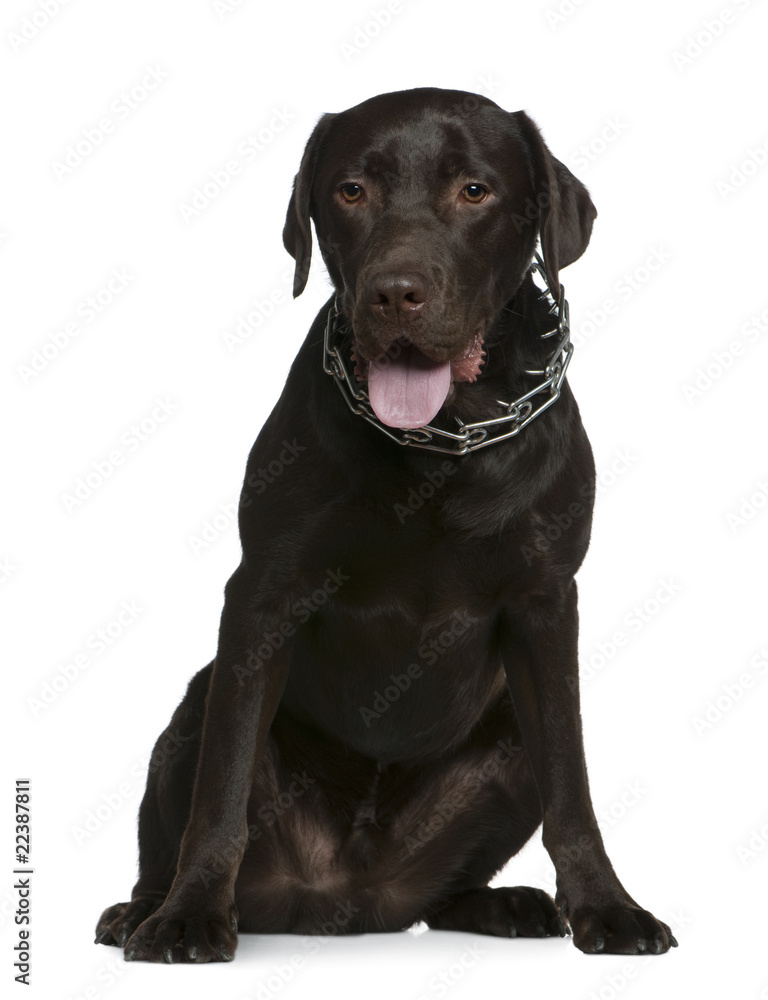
xmin=3 ymin=0 xmax=767 ymax=997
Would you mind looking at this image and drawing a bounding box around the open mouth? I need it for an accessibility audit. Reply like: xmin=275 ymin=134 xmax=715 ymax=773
xmin=351 ymin=332 xmax=485 ymax=429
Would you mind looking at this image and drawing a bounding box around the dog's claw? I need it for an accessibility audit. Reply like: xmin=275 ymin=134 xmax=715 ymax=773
xmin=116 ymin=908 xmax=238 ymax=963
xmin=571 ymin=905 xmax=676 ymax=955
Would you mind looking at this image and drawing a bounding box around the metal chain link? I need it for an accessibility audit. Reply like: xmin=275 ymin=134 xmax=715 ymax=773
xmin=322 ymin=252 xmax=572 ymax=456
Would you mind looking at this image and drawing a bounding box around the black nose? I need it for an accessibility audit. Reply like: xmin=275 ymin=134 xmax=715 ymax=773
xmin=366 ymin=272 xmax=430 ymax=322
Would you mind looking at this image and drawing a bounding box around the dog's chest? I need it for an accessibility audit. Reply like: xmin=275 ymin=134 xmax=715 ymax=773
xmin=279 ymin=520 xmax=513 ymax=761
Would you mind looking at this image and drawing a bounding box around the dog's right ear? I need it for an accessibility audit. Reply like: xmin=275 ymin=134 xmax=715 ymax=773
xmin=282 ymin=113 xmax=337 ymax=297
xmin=512 ymin=112 xmax=597 ymax=300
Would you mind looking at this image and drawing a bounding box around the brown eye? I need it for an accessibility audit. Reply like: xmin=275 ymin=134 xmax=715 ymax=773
xmin=339 ymin=183 xmax=363 ymax=203
xmin=462 ymin=184 xmax=488 ymax=204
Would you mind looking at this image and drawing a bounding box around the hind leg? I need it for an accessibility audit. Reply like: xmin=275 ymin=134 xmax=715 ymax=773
xmin=95 ymin=664 xmax=211 ymax=950
xmin=370 ymin=702 xmax=560 ymax=937
xmin=381 ymin=739 xmax=561 ymax=936
xmin=232 ymin=696 xmax=556 ymax=937
xmin=426 ymin=886 xmax=566 ymax=938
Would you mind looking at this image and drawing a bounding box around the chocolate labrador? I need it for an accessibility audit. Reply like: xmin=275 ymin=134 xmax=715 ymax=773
xmin=95 ymin=87 xmax=676 ymax=962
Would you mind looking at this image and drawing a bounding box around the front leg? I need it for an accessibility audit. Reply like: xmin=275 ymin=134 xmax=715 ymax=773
xmin=501 ymin=580 xmax=677 ymax=955
xmin=124 ymin=567 xmax=290 ymax=963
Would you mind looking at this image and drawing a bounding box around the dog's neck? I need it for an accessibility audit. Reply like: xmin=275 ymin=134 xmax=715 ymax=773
xmin=323 ymin=254 xmax=573 ymax=457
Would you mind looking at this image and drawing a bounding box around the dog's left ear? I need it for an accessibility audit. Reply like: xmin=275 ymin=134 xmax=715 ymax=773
xmin=282 ymin=113 xmax=337 ymax=297
xmin=513 ymin=112 xmax=597 ymax=298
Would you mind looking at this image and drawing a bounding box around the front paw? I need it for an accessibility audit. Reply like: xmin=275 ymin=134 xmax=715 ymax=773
xmin=124 ymin=904 xmax=239 ymax=963
xmin=95 ymin=897 xmax=162 ymax=947
xmin=570 ymin=903 xmax=678 ymax=955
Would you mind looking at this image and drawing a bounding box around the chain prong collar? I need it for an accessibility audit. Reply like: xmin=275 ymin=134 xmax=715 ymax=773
xmin=322 ymin=252 xmax=573 ymax=456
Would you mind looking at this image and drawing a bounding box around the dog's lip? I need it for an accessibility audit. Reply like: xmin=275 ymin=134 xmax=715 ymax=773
xmin=351 ymin=329 xmax=486 ymax=384
xmin=450 ymin=330 xmax=486 ymax=383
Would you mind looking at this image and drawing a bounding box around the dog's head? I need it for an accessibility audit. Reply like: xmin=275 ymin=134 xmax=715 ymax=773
xmin=283 ymin=88 xmax=596 ymax=430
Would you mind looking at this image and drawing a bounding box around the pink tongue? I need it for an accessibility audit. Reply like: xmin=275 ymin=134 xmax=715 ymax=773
xmin=367 ymin=343 xmax=452 ymax=429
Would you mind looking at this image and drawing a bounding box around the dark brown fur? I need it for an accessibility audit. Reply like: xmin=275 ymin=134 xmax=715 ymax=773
xmin=95 ymin=88 xmax=676 ymax=962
